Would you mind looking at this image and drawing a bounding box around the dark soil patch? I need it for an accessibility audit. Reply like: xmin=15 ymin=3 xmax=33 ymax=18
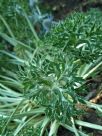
xmin=57 ymin=126 xmax=74 ymax=136
xmin=41 ymin=0 xmax=102 ymax=20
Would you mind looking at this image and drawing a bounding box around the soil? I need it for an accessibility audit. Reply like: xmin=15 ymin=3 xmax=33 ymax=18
xmin=41 ymin=0 xmax=102 ymax=20
xmin=57 ymin=127 xmax=73 ymax=136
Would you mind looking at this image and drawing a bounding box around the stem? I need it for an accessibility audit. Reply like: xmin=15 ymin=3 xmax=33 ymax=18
xmin=0 ymin=15 xmax=15 ymax=39
xmin=85 ymin=100 xmax=102 ymax=112
xmin=75 ymin=120 xmax=102 ymax=131
xmin=61 ymin=123 xmax=88 ymax=136
xmin=71 ymin=117 xmax=80 ymax=136
xmin=1 ymin=99 xmax=24 ymax=136
xmin=40 ymin=117 xmax=50 ymax=136
xmin=23 ymin=10 xmax=40 ymax=42
xmin=83 ymin=61 xmax=102 ymax=79
xmin=49 ymin=120 xmax=59 ymax=136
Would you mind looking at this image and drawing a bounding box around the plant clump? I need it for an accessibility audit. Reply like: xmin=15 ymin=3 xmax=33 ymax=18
xmin=0 ymin=9 xmax=102 ymax=136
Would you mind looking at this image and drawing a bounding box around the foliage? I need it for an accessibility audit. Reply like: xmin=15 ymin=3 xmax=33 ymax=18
xmin=0 ymin=8 xmax=102 ymax=136
xmin=44 ymin=9 xmax=102 ymax=63
xmin=0 ymin=0 xmax=53 ymax=41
